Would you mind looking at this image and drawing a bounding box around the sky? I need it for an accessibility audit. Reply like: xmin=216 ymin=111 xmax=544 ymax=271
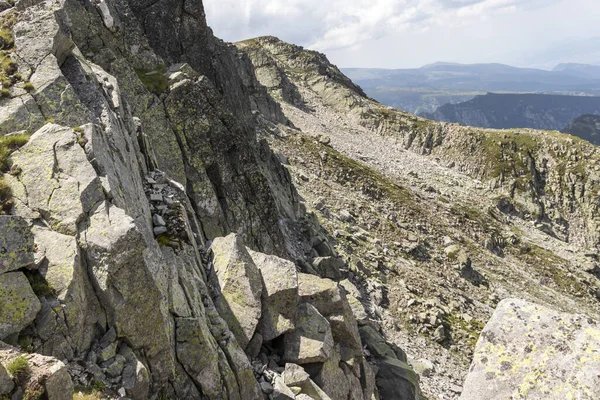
xmin=203 ymin=0 xmax=600 ymax=69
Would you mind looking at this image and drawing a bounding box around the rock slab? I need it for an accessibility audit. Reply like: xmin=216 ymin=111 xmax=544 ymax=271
xmin=461 ymin=298 xmax=600 ymax=400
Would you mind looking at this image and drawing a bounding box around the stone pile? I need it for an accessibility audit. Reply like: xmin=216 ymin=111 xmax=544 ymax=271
xmin=144 ymin=170 xmax=191 ymax=248
xmin=208 ymin=233 xmax=421 ymax=399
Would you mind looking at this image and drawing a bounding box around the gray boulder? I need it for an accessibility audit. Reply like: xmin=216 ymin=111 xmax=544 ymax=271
xmin=211 ymin=234 xmax=263 ymax=349
xmin=461 ymin=298 xmax=600 ymax=400
xmin=0 ymin=361 xmax=13 ymax=396
xmin=0 ymin=341 xmax=73 ymax=400
xmin=248 ymin=249 xmax=298 ymax=341
xmin=312 ymin=256 xmax=345 ymax=280
xmin=298 ymin=274 xmax=362 ymax=357
xmin=376 ymin=357 xmax=421 ymax=400
xmin=0 ymin=271 xmax=40 ymax=340
xmin=284 ymin=303 xmax=334 ymax=364
xmin=0 ymin=216 xmax=34 ymax=274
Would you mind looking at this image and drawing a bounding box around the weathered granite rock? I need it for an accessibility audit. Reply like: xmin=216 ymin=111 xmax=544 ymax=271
xmin=248 ymin=249 xmax=298 ymax=341
xmin=313 ymin=350 xmax=350 ymax=400
xmin=282 ymin=363 xmax=311 ymax=387
xmin=211 ymin=234 xmax=263 ymax=349
xmin=461 ymin=299 xmax=600 ymax=400
xmin=376 ymin=357 xmax=420 ymax=400
xmin=359 ymin=325 xmax=398 ymax=359
xmin=0 ymin=216 xmax=34 ymax=274
xmin=0 ymin=341 xmax=73 ymax=400
xmin=312 ymin=256 xmax=345 ymax=280
xmin=284 ymin=303 xmax=334 ymax=364
xmin=298 ymin=274 xmax=362 ymax=356
xmin=339 ymin=279 xmax=368 ymax=322
xmin=0 ymin=361 xmax=13 ymax=395
xmin=82 ymin=203 xmax=174 ymax=385
xmin=10 ymin=124 xmax=104 ymax=236
xmin=175 ymin=317 xmax=225 ymax=400
xmin=0 ymin=271 xmax=40 ymax=340
xmin=0 ymin=95 xmax=44 ymax=135
xmin=272 ymin=376 xmax=296 ymax=400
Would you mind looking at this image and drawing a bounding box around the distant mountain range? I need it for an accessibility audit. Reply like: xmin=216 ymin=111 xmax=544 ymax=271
xmin=342 ymin=63 xmax=600 ymax=114
xmin=421 ymin=93 xmax=600 ymax=132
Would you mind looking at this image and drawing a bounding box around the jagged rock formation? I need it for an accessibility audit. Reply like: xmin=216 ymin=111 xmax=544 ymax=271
xmin=2 ymin=1 xmax=600 ymax=399
xmin=461 ymin=299 xmax=600 ymax=399
xmin=562 ymin=113 xmax=600 ymax=145
xmin=0 ymin=1 xmax=404 ymax=399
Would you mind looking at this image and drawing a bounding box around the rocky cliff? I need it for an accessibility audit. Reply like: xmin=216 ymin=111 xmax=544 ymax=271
xmin=0 ymin=1 xmax=412 ymax=399
xmin=2 ymin=3 xmax=600 ymax=400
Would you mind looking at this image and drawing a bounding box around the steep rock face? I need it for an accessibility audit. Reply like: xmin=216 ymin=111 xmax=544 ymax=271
xmin=240 ymin=36 xmax=600 ymax=251
xmin=461 ymin=299 xmax=600 ymax=400
xmin=0 ymin=0 xmax=386 ymax=398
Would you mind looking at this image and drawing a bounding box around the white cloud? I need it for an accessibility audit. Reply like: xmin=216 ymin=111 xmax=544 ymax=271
xmin=203 ymin=0 xmax=599 ymax=68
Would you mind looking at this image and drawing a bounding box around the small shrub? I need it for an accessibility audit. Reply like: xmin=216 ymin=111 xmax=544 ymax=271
xmin=73 ymin=383 xmax=105 ymax=400
xmin=1 ymin=56 xmax=16 ymax=76
xmin=23 ymin=81 xmax=33 ymax=92
xmin=23 ymin=386 xmax=45 ymax=400
xmin=17 ymin=335 xmax=34 ymax=353
xmin=0 ymin=29 xmax=13 ymax=51
xmin=0 ymin=133 xmax=29 ymax=171
xmin=24 ymin=271 xmax=56 ymax=298
xmin=6 ymin=356 xmax=30 ymax=378
xmin=135 ymin=68 xmax=168 ymax=95
xmin=0 ymin=88 xmax=8 ymax=98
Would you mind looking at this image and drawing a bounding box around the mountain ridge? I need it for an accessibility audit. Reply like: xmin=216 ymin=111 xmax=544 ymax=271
xmin=0 ymin=3 xmax=599 ymax=400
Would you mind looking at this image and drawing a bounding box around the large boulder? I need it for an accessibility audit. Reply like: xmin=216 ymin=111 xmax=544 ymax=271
xmin=0 ymin=341 xmax=73 ymax=400
xmin=210 ymin=234 xmax=263 ymax=349
xmin=0 ymin=271 xmax=40 ymax=340
xmin=461 ymin=298 xmax=600 ymax=400
xmin=248 ymin=249 xmax=298 ymax=341
xmin=298 ymin=274 xmax=362 ymax=356
xmin=0 ymin=216 xmax=34 ymax=274
xmin=284 ymin=303 xmax=334 ymax=364
xmin=175 ymin=317 xmax=226 ymax=400
xmin=0 ymin=361 xmax=13 ymax=395
xmin=376 ymin=357 xmax=421 ymax=400
xmin=10 ymin=124 xmax=105 ymax=236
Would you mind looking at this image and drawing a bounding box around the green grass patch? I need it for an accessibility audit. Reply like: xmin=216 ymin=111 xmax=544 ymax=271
xmin=300 ymin=135 xmax=417 ymax=207
xmin=6 ymin=356 xmax=30 ymax=378
xmin=24 ymin=271 xmax=56 ymax=298
xmin=135 ymin=68 xmax=168 ymax=95
xmin=0 ymin=134 xmax=29 ymax=214
xmin=0 ymin=133 xmax=29 ymax=171
xmin=23 ymin=386 xmax=44 ymax=400
xmin=74 ymin=383 xmax=105 ymax=400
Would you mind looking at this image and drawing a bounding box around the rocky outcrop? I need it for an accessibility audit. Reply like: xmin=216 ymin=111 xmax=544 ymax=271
xmin=461 ymin=299 xmax=600 ymax=400
xmin=240 ymin=36 xmax=600 ymax=251
xmin=0 ymin=1 xmax=416 ymax=398
xmin=0 ymin=341 xmax=73 ymax=400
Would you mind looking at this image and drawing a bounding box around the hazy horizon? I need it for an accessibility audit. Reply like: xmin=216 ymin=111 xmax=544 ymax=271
xmin=204 ymin=0 xmax=600 ymax=70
